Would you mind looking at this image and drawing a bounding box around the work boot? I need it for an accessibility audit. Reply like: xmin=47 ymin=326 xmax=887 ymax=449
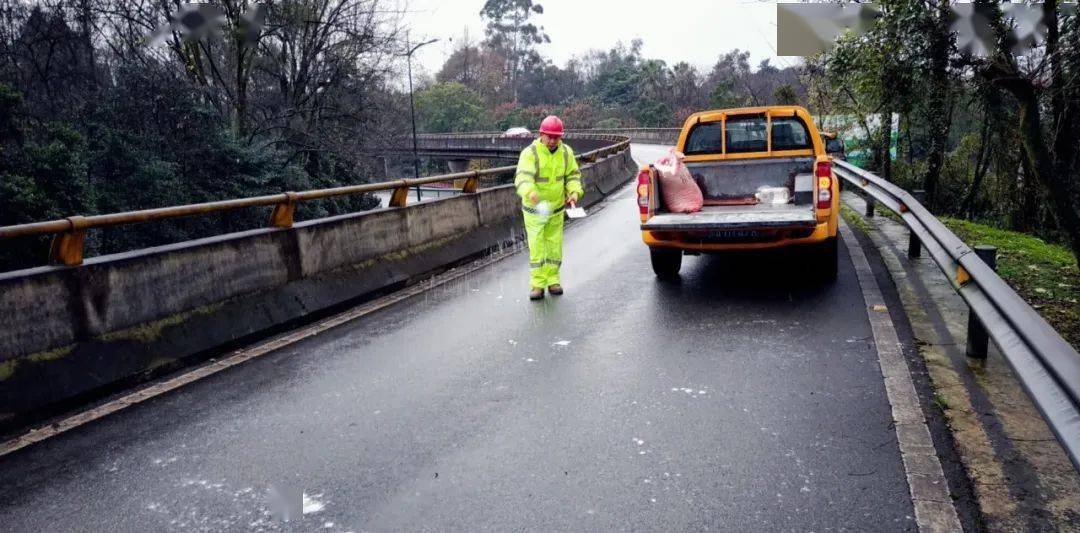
xmin=529 ymin=287 xmax=545 ymax=300
xmin=547 ymin=284 xmax=564 ymax=296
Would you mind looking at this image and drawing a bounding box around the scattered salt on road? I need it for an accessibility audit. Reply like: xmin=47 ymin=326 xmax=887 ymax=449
xmin=303 ymin=493 xmax=325 ymax=514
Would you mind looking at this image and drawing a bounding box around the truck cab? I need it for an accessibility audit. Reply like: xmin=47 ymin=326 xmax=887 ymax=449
xmin=821 ymin=131 xmax=846 ymax=160
xmin=637 ymin=106 xmax=839 ymax=279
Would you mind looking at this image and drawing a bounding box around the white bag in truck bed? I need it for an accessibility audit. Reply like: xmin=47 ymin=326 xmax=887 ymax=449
xmin=641 ymin=204 xmax=816 ymax=231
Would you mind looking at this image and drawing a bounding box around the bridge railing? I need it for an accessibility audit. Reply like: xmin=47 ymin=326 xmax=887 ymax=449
xmin=570 ymin=128 xmax=681 ymax=145
xmin=834 ymin=159 xmax=1080 ymax=471
xmin=0 ymin=136 xmax=630 ymax=268
xmin=403 ymin=130 xmax=680 ymax=147
xmin=399 ymin=132 xmax=626 ymax=157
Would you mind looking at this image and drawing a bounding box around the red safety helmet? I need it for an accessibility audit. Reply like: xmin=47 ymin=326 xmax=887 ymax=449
xmin=539 ymin=115 xmax=565 ymax=137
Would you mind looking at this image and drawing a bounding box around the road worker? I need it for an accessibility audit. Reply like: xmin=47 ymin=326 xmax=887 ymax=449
xmin=514 ymin=115 xmax=583 ymax=300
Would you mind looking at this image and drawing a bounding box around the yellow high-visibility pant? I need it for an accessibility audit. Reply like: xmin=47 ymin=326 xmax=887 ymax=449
xmin=523 ymin=207 xmax=565 ymax=289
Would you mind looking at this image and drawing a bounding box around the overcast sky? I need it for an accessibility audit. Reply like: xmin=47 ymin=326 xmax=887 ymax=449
xmin=399 ymin=0 xmax=796 ymax=80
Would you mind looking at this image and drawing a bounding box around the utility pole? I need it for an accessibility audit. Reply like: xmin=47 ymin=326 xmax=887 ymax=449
xmin=402 ymin=33 xmax=439 ymax=203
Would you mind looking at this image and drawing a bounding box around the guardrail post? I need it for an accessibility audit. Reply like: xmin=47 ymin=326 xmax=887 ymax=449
xmin=907 ymin=189 xmax=925 ymax=258
xmin=864 ymin=195 xmax=875 ymax=217
xmin=389 ymin=184 xmax=411 ymax=207
xmin=269 ymin=192 xmax=299 ymax=228
xmin=49 ymin=216 xmax=87 ymax=266
xmin=966 ymin=245 xmax=998 ymax=359
xmin=462 ymin=171 xmax=480 ymax=194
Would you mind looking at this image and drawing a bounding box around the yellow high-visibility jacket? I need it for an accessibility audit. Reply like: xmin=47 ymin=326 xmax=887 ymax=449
xmin=514 ymin=139 xmax=584 ymax=210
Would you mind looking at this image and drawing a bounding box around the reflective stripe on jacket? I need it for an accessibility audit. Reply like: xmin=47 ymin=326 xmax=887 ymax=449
xmin=514 ymin=139 xmax=584 ymax=204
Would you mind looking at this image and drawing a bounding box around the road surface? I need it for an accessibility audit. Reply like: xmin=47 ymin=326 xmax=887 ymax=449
xmin=0 ymin=145 xmax=918 ymax=532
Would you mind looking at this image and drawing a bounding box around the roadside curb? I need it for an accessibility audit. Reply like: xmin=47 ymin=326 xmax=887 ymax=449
xmin=841 ymin=219 xmax=964 ymax=532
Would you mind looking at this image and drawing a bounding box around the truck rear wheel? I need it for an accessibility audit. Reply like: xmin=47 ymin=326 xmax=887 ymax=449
xmin=812 ymin=237 xmax=838 ymax=281
xmin=650 ymin=249 xmax=682 ymax=279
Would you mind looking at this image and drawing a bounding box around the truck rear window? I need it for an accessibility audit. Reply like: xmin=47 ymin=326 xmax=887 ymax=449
xmin=725 ymin=117 xmax=767 ymax=153
xmin=684 ymin=123 xmax=722 ymax=155
xmin=771 ymin=117 xmax=812 ymax=151
xmin=684 ymin=115 xmax=814 ymax=155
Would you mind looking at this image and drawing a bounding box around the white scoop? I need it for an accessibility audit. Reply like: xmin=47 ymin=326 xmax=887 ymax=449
xmin=566 ymin=205 xmax=587 ymax=219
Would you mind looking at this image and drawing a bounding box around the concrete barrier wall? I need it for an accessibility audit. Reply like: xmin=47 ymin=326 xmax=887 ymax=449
xmin=0 ymin=148 xmax=638 ymax=424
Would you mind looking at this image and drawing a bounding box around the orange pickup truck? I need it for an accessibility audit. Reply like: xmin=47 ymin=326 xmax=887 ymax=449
xmin=637 ymin=106 xmax=839 ymax=279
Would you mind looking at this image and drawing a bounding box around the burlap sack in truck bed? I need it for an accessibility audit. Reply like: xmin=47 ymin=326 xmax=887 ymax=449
xmin=654 ymin=149 xmax=703 ymax=213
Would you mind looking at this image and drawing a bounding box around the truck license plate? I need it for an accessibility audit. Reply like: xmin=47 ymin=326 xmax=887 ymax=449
xmin=708 ymin=229 xmax=759 ymax=240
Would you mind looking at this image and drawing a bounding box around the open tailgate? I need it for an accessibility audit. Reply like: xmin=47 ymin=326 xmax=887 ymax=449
xmin=641 ymin=204 xmax=816 ymax=231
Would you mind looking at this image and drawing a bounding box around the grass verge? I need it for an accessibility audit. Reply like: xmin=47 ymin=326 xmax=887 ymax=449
xmin=840 ymin=204 xmax=871 ymax=233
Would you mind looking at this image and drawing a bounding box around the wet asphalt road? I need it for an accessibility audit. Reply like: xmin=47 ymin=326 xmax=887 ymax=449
xmin=0 ymin=145 xmax=916 ymax=532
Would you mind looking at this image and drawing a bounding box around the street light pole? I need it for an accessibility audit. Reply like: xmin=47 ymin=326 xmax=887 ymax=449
xmin=402 ymin=34 xmax=439 ymax=203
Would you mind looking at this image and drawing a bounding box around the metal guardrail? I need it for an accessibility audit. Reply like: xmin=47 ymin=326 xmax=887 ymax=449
xmin=834 ymin=159 xmax=1080 ymax=471
xmin=0 ymin=135 xmax=630 ymax=267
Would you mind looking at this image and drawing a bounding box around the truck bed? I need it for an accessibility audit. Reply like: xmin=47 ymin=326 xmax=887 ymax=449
xmin=641 ymin=203 xmax=816 ymax=231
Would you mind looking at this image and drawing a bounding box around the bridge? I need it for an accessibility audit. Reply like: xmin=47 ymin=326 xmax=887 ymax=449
xmin=0 ymin=132 xmax=1077 ymax=531
xmin=376 ymin=130 xmax=679 ymax=176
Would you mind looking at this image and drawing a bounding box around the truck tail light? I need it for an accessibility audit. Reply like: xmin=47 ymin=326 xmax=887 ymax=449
xmin=637 ymin=169 xmax=650 ymax=216
xmin=816 ymin=161 xmax=832 ymax=209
